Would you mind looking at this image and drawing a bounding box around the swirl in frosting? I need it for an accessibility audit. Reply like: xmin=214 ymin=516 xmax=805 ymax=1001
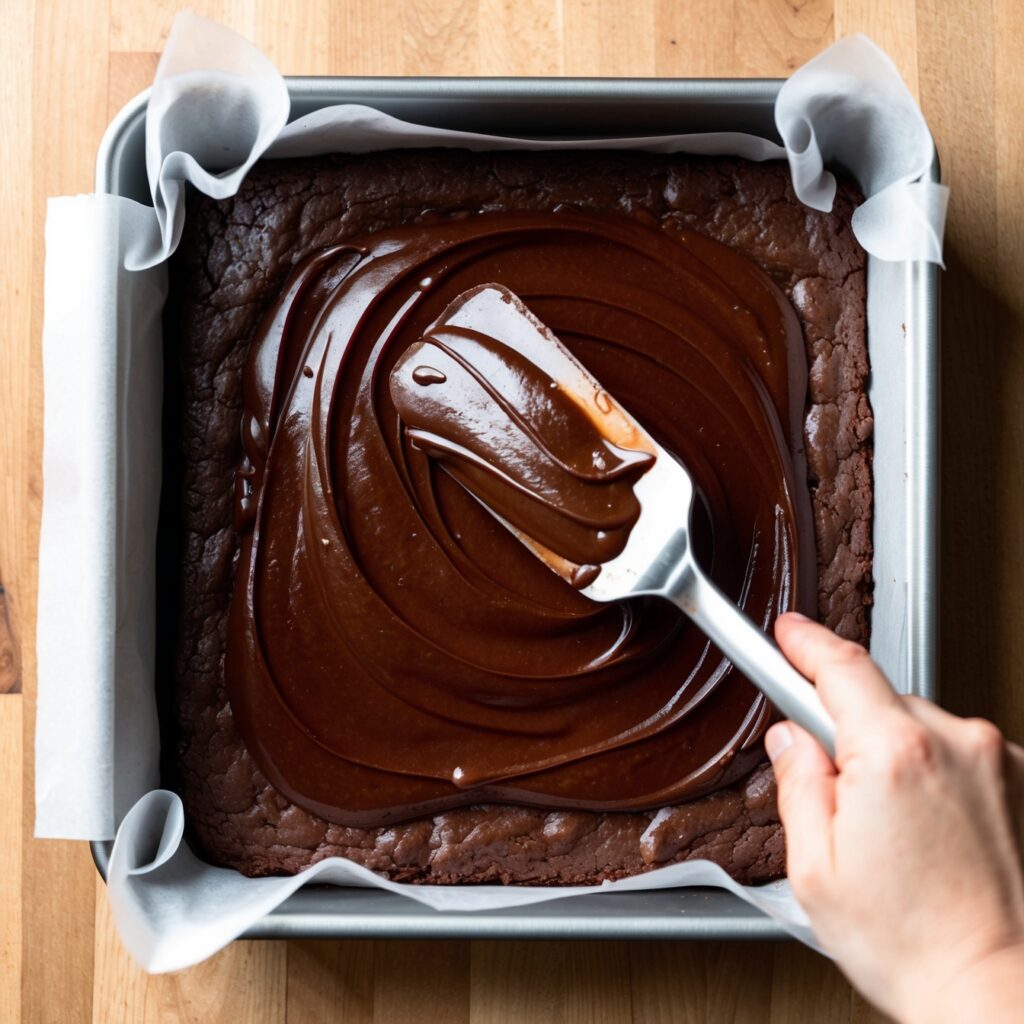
xmin=389 ymin=282 xmax=658 ymax=581
xmin=226 ymin=209 xmax=815 ymax=827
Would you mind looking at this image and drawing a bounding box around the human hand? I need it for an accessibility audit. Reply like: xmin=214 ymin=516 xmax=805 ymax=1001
xmin=766 ymin=613 xmax=1024 ymax=1024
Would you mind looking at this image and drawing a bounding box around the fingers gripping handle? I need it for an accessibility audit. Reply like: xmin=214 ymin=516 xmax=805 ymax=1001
xmin=669 ymin=564 xmax=837 ymax=759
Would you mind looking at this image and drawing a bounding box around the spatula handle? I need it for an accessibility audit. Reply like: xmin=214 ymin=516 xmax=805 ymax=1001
xmin=667 ymin=562 xmax=837 ymax=759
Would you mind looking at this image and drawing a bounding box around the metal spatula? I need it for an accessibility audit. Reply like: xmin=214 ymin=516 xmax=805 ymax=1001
xmin=395 ymin=284 xmax=837 ymax=757
xmin=577 ymin=440 xmax=837 ymax=757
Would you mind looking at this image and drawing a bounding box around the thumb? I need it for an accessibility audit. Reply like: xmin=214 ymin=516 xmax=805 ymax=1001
xmin=767 ymin=721 xmax=837 ymax=897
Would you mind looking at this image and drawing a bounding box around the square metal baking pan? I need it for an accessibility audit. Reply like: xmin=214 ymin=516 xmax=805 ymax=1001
xmin=91 ymin=77 xmax=940 ymax=941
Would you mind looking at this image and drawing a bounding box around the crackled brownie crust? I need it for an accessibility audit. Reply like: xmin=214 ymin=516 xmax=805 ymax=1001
xmin=166 ymin=150 xmax=870 ymax=883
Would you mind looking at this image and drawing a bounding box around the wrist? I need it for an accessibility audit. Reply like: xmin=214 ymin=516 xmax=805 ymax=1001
xmin=897 ymin=943 xmax=1024 ymax=1024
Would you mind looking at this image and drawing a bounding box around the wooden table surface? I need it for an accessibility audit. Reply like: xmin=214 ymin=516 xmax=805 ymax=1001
xmin=2 ymin=0 xmax=1021 ymax=1021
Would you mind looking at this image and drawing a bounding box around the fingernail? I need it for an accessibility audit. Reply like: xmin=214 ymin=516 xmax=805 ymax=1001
xmin=765 ymin=723 xmax=793 ymax=763
xmin=785 ymin=612 xmax=811 ymax=623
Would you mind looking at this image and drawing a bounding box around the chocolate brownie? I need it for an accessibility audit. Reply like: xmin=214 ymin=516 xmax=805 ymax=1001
xmin=166 ymin=150 xmax=869 ymax=884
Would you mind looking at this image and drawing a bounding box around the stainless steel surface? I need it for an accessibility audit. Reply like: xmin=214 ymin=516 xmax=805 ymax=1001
xmin=93 ymin=75 xmax=940 ymax=941
xmin=677 ymin=562 xmax=838 ymax=756
xmin=88 ymin=833 xmax=783 ymax=940
xmin=908 ymin=259 xmax=941 ymax=705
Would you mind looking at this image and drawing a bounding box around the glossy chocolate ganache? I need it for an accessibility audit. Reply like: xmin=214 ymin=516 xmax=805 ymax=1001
xmin=389 ymin=283 xmax=658 ymax=584
xmin=226 ymin=209 xmax=816 ymax=828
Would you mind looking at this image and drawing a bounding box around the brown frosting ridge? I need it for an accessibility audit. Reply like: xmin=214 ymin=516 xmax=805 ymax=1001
xmin=389 ymin=282 xmax=658 ymax=578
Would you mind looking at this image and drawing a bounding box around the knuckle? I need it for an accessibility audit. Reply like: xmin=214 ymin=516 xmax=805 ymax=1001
xmin=961 ymin=718 xmax=1004 ymax=762
xmin=876 ymin=720 xmax=934 ymax=782
xmin=825 ymin=638 xmax=870 ymax=671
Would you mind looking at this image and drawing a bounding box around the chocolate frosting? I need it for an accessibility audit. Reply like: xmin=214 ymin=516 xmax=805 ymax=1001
xmin=226 ymin=209 xmax=815 ymax=827
xmin=389 ymin=283 xmax=656 ymax=576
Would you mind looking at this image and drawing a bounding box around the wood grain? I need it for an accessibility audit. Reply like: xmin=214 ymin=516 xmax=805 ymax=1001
xmin=628 ymin=941 xmax=774 ymax=1022
xmin=471 ymin=941 xmax=632 ymax=1023
xmin=92 ymin=879 xmax=289 ymax=1024
xmin=478 ymin=0 xmax=565 ymax=77
xmin=654 ymin=0 xmax=736 ymax=78
xmin=3 ymin=0 xmax=1018 ymax=1020
xmin=563 ymin=0 xmax=657 ymax=77
xmin=734 ymin=0 xmax=835 ymax=76
xmin=0 ymin=588 xmax=20 ymax=694
xmin=833 ymin=0 xmax=919 ymax=95
xmin=285 ymin=940 xmax=375 ymax=1023
xmin=0 ymin=699 xmax=22 ymax=1023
